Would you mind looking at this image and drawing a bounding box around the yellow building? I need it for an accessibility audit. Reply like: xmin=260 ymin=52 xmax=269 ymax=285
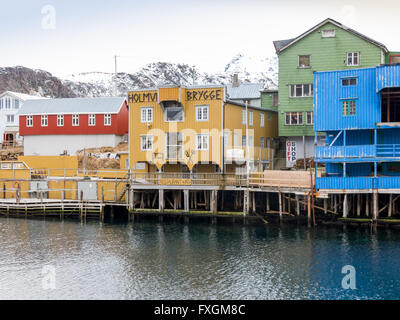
xmin=128 ymin=85 xmax=278 ymax=174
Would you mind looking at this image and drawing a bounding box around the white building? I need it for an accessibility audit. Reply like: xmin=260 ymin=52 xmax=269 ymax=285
xmin=0 ymin=91 xmax=42 ymax=147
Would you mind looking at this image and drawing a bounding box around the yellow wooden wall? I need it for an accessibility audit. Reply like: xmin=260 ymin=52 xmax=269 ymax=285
xmin=129 ymin=87 xmax=224 ymax=172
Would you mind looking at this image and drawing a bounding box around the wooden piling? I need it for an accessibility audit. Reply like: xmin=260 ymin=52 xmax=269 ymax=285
xmin=184 ymin=190 xmax=189 ymax=213
xmin=278 ymin=192 xmax=282 ymax=221
xmin=373 ymin=192 xmax=378 ymax=221
xmin=296 ymin=195 xmax=300 ymax=216
xmin=159 ymin=189 xmax=164 ymax=213
xmin=343 ymin=194 xmax=348 ymax=218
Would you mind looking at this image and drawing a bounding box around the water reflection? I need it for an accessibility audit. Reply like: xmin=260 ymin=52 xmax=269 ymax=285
xmin=1 ymin=218 xmax=400 ymax=299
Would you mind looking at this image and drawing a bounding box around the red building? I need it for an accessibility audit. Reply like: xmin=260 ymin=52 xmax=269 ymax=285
xmin=18 ymin=97 xmax=128 ymax=156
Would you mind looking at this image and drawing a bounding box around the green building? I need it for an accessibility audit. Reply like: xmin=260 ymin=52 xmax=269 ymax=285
xmin=273 ymin=18 xmax=389 ymax=167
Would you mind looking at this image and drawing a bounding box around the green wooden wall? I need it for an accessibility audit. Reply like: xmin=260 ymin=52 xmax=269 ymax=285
xmin=277 ymin=21 xmax=385 ymax=137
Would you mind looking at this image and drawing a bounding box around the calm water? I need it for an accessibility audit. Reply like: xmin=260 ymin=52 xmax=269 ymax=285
xmin=0 ymin=217 xmax=400 ymax=300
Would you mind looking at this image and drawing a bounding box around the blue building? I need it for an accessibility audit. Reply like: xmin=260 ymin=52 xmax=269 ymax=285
xmin=314 ymin=64 xmax=400 ymax=192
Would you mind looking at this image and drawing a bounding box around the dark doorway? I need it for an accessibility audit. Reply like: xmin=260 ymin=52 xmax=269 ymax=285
xmin=381 ymin=88 xmax=400 ymax=122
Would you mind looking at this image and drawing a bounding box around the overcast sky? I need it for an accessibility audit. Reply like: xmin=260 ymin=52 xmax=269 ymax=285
xmin=1 ymin=0 xmax=399 ymax=77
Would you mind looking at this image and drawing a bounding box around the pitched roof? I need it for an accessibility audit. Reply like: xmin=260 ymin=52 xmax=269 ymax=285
xmin=0 ymin=91 xmax=43 ymax=101
xmin=273 ymin=18 xmax=388 ymax=54
xmin=18 ymin=97 xmax=127 ymax=116
xmin=226 ymin=83 xmax=264 ymax=100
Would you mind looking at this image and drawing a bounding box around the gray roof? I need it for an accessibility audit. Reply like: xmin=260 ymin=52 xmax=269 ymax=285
xmin=273 ymin=18 xmax=388 ymax=54
xmin=18 ymin=97 xmax=127 ymax=115
xmin=226 ymin=83 xmax=264 ymax=100
xmin=273 ymin=38 xmax=296 ymax=53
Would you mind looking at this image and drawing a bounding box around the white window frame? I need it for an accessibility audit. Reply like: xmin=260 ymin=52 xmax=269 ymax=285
xmin=166 ymin=132 xmax=184 ymax=159
xmin=242 ymin=110 xmax=247 ymax=125
xmin=5 ymin=97 xmax=11 ymax=109
xmin=104 ymin=114 xmax=111 ymax=126
xmin=14 ymin=99 xmax=19 ymax=109
xmin=6 ymin=114 xmax=14 ymax=123
xmin=298 ymin=55 xmax=311 ymax=68
xmin=195 ymin=105 xmax=209 ymax=122
xmin=322 ymin=29 xmax=336 ymax=38
xmin=57 ymin=115 xmax=64 ymax=127
xmin=306 ymin=111 xmax=313 ymax=125
xmin=196 ymin=134 xmax=209 ymax=151
xmin=140 ymin=135 xmax=153 ymax=151
xmin=72 ymin=114 xmax=79 ymax=126
xmin=88 ymin=114 xmax=96 ymax=126
xmin=140 ymin=107 xmax=153 ymax=123
xmin=41 ymin=115 xmax=48 ymax=127
xmin=347 ymin=52 xmax=360 ymax=66
xmin=260 ymin=137 xmax=264 ymax=148
xmin=249 ymin=111 xmax=254 ymax=126
xmin=285 ymin=112 xmax=304 ymax=126
xmin=290 ymin=84 xmax=313 ymax=98
xmin=260 ymin=113 xmax=265 ymax=128
xmin=26 ymin=115 xmax=33 ymax=127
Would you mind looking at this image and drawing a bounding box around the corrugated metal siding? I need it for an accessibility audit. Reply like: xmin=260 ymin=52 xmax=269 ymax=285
xmin=314 ymin=67 xmax=380 ymax=132
xmin=316 ymin=177 xmax=374 ymax=190
xmin=376 ymin=64 xmax=400 ymax=92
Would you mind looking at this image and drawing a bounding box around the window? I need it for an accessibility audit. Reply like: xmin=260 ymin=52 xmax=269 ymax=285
xmin=249 ymin=136 xmax=254 ymax=147
xmin=165 ymin=107 xmax=184 ymax=122
xmin=322 ymin=29 xmax=336 ymax=38
xmin=41 ymin=115 xmax=48 ymax=127
xmin=249 ymin=111 xmax=253 ymax=126
xmin=290 ymin=84 xmax=313 ymax=97
xmin=272 ymin=93 xmax=278 ymax=107
xmin=0 ymin=99 xmax=3 ymax=109
xmin=140 ymin=107 xmax=153 ymax=123
xmin=14 ymin=99 xmax=19 ymax=109
xmin=166 ymin=132 xmax=184 ymax=159
xmin=88 ymin=114 xmax=95 ymax=126
xmin=347 ymin=52 xmax=360 ymax=66
xmin=260 ymin=137 xmax=264 ymax=148
xmin=260 ymin=113 xmax=265 ymax=127
xmin=195 ymin=105 xmax=209 ymax=121
xmin=298 ymin=55 xmax=311 ymax=68
xmin=285 ymin=112 xmax=303 ymax=125
xmin=342 ymin=78 xmax=357 ymax=86
xmin=233 ymin=133 xmax=239 ymax=147
xmin=6 ymin=115 xmax=14 ymax=123
xmin=57 ymin=115 xmax=64 ymax=126
xmin=104 ymin=114 xmax=111 ymax=126
xmin=196 ymin=134 xmax=209 ymax=151
xmin=5 ymin=97 xmax=11 ymax=109
xmin=242 ymin=135 xmax=247 ymax=147
xmin=26 ymin=116 xmax=33 ymax=127
xmin=306 ymin=111 xmax=313 ymax=125
xmin=72 ymin=114 xmax=79 ymax=126
xmin=140 ymin=135 xmax=153 ymax=151
xmin=242 ymin=110 xmax=247 ymax=125
xmin=343 ymin=100 xmax=356 ymax=116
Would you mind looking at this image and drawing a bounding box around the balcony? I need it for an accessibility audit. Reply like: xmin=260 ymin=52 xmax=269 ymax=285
xmin=316 ymin=176 xmax=400 ymax=190
xmin=225 ymin=147 xmax=273 ymax=163
xmin=316 ymin=144 xmax=400 ymax=162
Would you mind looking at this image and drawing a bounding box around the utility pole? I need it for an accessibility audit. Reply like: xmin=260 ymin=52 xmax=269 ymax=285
xmin=246 ymin=101 xmax=250 ymax=180
xmin=114 ymin=55 xmax=118 ymax=96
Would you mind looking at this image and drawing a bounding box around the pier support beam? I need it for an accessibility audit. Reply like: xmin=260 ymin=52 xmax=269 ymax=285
xmin=307 ymin=195 xmax=311 ymax=226
xmin=388 ymin=194 xmax=393 ymax=218
xmin=323 ymin=198 xmax=327 ymax=215
xmin=159 ymin=189 xmax=164 ymax=213
xmin=278 ymin=192 xmax=283 ymax=221
xmin=366 ymin=194 xmax=370 ymax=217
xmin=296 ymin=195 xmax=300 ymax=216
xmin=357 ymin=194 xmax=361 ymax=217
xmin=266 ymin=193 xmax=270 ymax=212
xmin=343 ymin=194 xmax=348 ymax=218
xmin=373 ymin=192 xmax=378 ymax=221
xmin=211 ymin=190 xmax=218 ymax=214
xmin=243 ymin=189 xmax=249 ymax=216
xmin=184 ymin=190 xmax=189 ymax=213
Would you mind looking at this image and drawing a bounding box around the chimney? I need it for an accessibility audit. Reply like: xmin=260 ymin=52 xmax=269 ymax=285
xmin=232 ymin=74 xmax=240 ymax=88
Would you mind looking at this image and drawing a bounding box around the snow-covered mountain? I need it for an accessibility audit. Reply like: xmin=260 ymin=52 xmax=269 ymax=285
xmin=0 ymin=54 xmax=278 ymax=98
